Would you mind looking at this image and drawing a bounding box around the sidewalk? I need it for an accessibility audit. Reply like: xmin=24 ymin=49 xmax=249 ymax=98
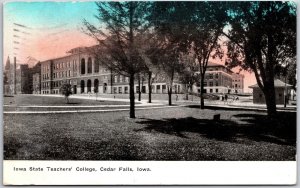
xmin=178 ymin=99 xmax=297 ymax=112
xmin=34 ymin=94 xmax=165 ymax=106
xmin=34 ymin=94 xmax=296 ymax=112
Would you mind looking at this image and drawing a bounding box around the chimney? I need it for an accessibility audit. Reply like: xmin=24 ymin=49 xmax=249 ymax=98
xmin=14 ymin=57 xmax=17 ymax=94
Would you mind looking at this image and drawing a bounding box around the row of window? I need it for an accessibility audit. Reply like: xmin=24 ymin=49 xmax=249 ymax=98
xmin=114 ymin=75 xmax=129 ymax=83
xmin=205 ymin=73 xmax=219 ymax=79
xmin=203 ymin=81 xmax=219 ymax=87
xmin=53 ymin=71 xmax=72 ymax=79
xmin=42 ymin=64 xmax=50 ymax=72
xmin=53 ymin=60 xmax=76 ymax=70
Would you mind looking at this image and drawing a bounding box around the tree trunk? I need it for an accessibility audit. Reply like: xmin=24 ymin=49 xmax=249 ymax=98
xmin=138 ymin=75 xmax=141 ymax=101
xmin=168 ymin=87 xmax=172 ymax=106
xmin=148 ymin=72 xmax=152 ymax=103
xmin=200 ymin=75 xmax=205 ymax=109
xmin=129 ymin=73 xmax=135 ymax=118
xmin=263 ymin=81 xmax=277 ymax=119
xmin=110 ymin=69 xmax=113 ymax=94
xmin=185 ymin=84 xmax=189 ymax=100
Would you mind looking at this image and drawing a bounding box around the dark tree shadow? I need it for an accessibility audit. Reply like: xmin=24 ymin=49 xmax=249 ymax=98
xmin=135 ymin=111 xmax=296 ymax=146
xmin=186 ymin=105 xmax=260 ymax=112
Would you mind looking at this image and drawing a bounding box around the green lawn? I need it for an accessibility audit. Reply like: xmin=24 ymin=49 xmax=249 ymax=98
xmin=4 ymin=106 xmax=296 ymax=160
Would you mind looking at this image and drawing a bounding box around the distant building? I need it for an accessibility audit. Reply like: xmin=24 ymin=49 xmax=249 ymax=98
xmin=232 ymin=73 xmax=244 ymax=93
xmin=249 ymin=79 xmax=292 ymax=104
xmin=9 ymin=46 xmax=244 ymax=96
xmin=15 ymin=64 xmax=31 ymax=94
xmin=4 ymin=56 xmax=17 ymax=95
xmin=40 ymin=47 xmax=183 ymax=95
xmin=192 ymin=62 xmax=235 ymax=94
xmin=4 ymin=56 xmax=41 ymax=95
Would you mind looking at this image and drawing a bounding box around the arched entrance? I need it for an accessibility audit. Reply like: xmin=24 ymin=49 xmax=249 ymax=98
xmin=103 ymin=83 xmax=107 ymax=93
xmin=87 ymin=79 xmax=92 ymax=93
xmin=94 ymin=79 xmax=99 ymax=93
xmin=80 ymin=80 xmax=85 ymax=93
xmin=73 ymin=85 xmax=77 ymax=94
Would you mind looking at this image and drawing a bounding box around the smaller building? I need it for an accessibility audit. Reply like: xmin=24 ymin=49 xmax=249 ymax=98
xmin=249 ymin=79 xmax=292 ymax=104
xmin=232 ymin=73 xmax=244 ymax=94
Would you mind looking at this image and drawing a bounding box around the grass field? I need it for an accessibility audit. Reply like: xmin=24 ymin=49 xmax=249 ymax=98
xmin=4 ymin=105 xmax=296 ymax=161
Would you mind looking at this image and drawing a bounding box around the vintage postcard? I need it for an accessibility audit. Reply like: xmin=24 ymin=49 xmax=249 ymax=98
xmin=2 ymin=0 xmax=297 ymax=185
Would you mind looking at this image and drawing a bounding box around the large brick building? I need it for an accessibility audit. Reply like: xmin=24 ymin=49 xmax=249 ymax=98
xmin=40 ymin=47 xmax=184 ymax=95
xmin=5 ymin=46 xmax=244 ymax=96
xmin=191 ymin=62 xmax=235 ymax=94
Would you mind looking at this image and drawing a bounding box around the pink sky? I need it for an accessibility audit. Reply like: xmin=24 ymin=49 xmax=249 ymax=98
xmin=3 ymin=1 xmax=256 ymax=93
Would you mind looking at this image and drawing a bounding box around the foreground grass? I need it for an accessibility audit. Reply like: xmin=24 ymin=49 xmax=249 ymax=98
xmin=4 ymin=107 xmax=296 ymax=160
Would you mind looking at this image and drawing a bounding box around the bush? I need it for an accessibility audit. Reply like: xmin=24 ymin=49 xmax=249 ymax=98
xmin=60 ymin=82 xmax=72 ymax=103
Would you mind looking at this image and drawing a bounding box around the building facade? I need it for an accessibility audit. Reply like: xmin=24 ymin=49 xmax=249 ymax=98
xmin=249 ymin=79 xmax=292 ymax=104
xmin=232 ymin=73 xmax=244 ymax=93
xmin=191 ymin=62 xmax=234 ymax=94
xmin=40 ymin=47 xmax=184 ymax=95
xmin=5 ymin=46 xmax=243 ymax=96
xmin=4 ymin=57 xmax=41 ymax=95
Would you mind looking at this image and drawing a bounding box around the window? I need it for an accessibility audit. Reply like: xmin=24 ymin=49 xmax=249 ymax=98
xmin=203 ymin=82 xmax=207 ymax=86
xmin=216 ymin=89 xmax=218 ymax=93
xmin=215 ymin=74 xmax=219 ymax=79
xmin=124 ymin=87 xmax=128 ymax=94
xmin=69 ymin=70 xmax=71 ymax=77
xmin=94 ymin=60 xmax=99 ymax=73
xmin=209 ymin=74 xmax=213 ymax=79
xmin=215 ymin=82 xmax=218 ymax=86
xmin=162 ymin=85 xmax=166 ymax=89
xmin=136 ymin=86 xmax=140 ymax=93
xmin=210 ymin=89 xmax=213 ymax=93
xmin=81 ymin=58 xmax=85 ymax=74
xmin=209 ymin=82 xmax=213 ymax=86
xmin=125 ymin=77 xmax=129 ymax=82
xmin=119 ymin=76 xmax=123 ymax=83
xmin=119 ymin=87 xmax=122 ymax=93
xmin=142 ymin=86 xmax=146 ymax=93
xmin=157 ymin=85 xmax=160 ymax=89
xmin=114 ymin=87 xmax=117 ymax=94
xmin=87 ymin=57 xmax=92 ymax=73
xmin=114 ymin=76 xmax=118 ymax=83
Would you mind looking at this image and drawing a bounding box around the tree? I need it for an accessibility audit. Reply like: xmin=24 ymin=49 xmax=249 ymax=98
xmin=225 ymin=1 xmax=296 ymax=118
xmin=150 ymin=1 xmax=227 ymax=108
xmin=60 ymin=81 xmax=72 ymax=103
xmin=179 ymin=55 xmax=199 ymax=100
xmin=187 ymin=2 xmax=227 ymax=109
xmin=83 ymin=2 xmax=152 ymax=118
